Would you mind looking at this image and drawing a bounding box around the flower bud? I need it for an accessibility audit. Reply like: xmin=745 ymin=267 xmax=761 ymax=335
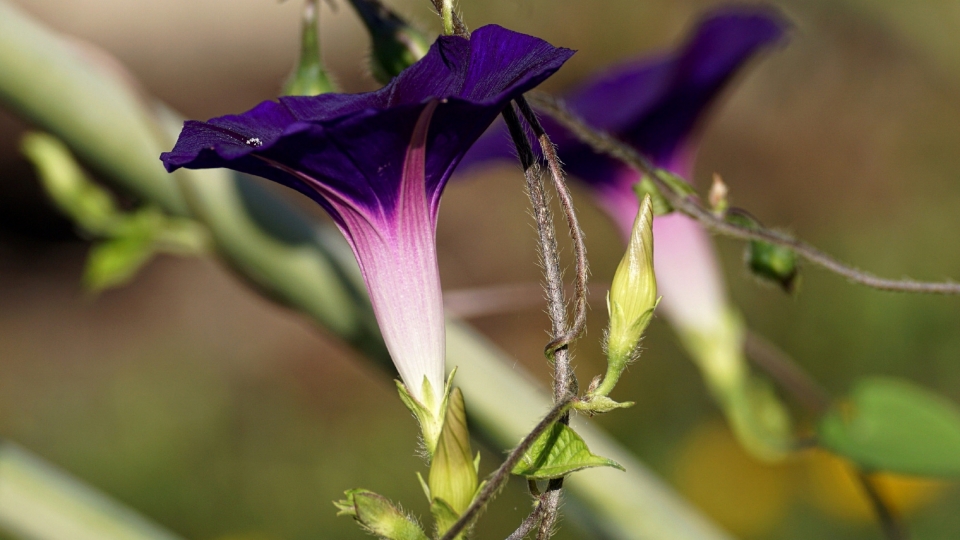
xmin=748 ymin=240 xmax=799 ymax=293
xmin=283 ymin=0 xmax=336 ymax=96
xmin=335 ymin=489 xmax=428 ymax=540
xmin=598 ymin=194 xmax=659 ymax=396
xmin=347 ymin=0 xmax=431 ymax=84
xmin=427 ymin=387 xmax=479 ymax=535
xmin=726 ymin=210 xmax=799 ymax=293
xmin=709 ymin=173 xmax=729 ymax=215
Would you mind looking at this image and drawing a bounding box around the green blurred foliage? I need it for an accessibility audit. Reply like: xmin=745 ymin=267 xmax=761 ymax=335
xmin=819 ymin=377 xmax=960 ymax=477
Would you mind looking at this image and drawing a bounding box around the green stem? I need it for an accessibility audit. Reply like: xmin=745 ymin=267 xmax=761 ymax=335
xmin=594 ymin=360 xmax=625 ymax=398
xmin=441 ymin=0 xmax=454 ymax=35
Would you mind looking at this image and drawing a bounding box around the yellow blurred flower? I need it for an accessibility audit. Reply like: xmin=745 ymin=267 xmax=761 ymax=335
xmin=673 ymin=420 xmax=797 ymax=538
xmin=804 ymin=449 xmax=949 ymax=522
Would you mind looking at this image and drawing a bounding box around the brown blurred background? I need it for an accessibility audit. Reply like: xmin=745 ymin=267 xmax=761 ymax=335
xmin=1 ymin=0 xmax=959 ymax=539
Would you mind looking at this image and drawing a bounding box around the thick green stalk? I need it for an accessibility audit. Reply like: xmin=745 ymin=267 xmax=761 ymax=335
xmin=0 ymin=443 xmax=184 ymax=540
xmin=0 ymin=3 xmax=733 ymax=539
xmin=0 ymin=3 xmax=185 ymax=214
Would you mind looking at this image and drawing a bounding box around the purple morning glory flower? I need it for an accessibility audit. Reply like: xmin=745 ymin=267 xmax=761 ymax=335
xmin=161 ymin=25 xmax=574 ymax=407
xmin=462 ymin=6 xmax=788 ymax=336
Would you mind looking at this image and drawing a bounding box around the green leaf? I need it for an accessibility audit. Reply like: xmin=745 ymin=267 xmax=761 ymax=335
xmin=818 ymin=377 xmax=960 ymax=477
xmin=23 ymin=131 xmax=208 ymax=293
xmin=335 ymin=489 xmax=428 ymax=540
xmin=512 ymin=423 xmax=624 ymax=480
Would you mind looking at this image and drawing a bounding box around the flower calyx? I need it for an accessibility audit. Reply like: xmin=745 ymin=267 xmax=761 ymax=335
xmin=396 ymin=369 xmax=459 ymax=458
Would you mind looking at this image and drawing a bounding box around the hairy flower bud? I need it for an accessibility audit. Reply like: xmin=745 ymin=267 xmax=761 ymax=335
xmin=599 ymin=194 xmax=659 ymax=396
xmin=335 ymin=489 xmax=428 ymax=540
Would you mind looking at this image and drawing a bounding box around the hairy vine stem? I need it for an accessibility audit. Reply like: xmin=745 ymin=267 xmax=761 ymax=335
xmin=428 ymin=0 xmax=468 ymax=36
xmin=501 ymin=99 xmax=587 ymax=539
xmin=501 ymin=101 xmax=580 ymax=403
xmin=506 ymin=504 xmax=543 ymax=540
xmin=437 ymin=396 xmax=573 ymax=540
xmin=515 ymin=96 xmax=590 ymax=359
xmin=526 ymin=92 xmax=960 ymax=295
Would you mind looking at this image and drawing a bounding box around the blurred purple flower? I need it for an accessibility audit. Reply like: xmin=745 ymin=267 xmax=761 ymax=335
xmin=463 ymin=6 xmax=788 ymax=335
xmin=161 ymin=25 xmax=573 ymax=405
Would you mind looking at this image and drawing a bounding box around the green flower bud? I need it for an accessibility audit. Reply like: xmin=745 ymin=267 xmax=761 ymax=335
xmin=726 ymin=210 xmax=799 ymax=293
xmin=598 ymin=194 xmax=659 ymax=397
xmin=747 ymin=240 xmax=799 ymax=293
xmin=283 ymin=0 xmax=336 ymax=97
xmin=335 ymin=489 xmax=428 ymax=540
xmin=347 ymin=0 xmax=431 ymax=84
xmin=428 ymin=387 xmax=478 ymax=537
xmin=428 ymin=388 xmax=478 ymax=511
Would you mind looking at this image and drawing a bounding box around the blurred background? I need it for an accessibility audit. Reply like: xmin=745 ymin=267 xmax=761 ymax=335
xmin=1 ymin=0 xmax=959 ymax=538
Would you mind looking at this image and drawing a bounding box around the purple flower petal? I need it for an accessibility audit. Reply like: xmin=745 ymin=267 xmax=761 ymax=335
xmin=160 ymin=25 xmax=574 ymax=403
xmin=459 ymin=6 xmax=788 ymax=336
xmin=163 ymin=24 xmax=573 ymax=223
xmin=462 ymin=5 xmax=788 ymax=188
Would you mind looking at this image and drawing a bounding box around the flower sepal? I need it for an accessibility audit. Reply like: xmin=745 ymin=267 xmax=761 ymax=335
xmin=334 ymin=489 xmax=429 ymax=540
xmin=631 ymin=168 xmax=697 ymax=218
xmin=632 ymin=176 xmax=674 ymax=217
xmin=397 ymin=369 xmax=458 ymax=457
